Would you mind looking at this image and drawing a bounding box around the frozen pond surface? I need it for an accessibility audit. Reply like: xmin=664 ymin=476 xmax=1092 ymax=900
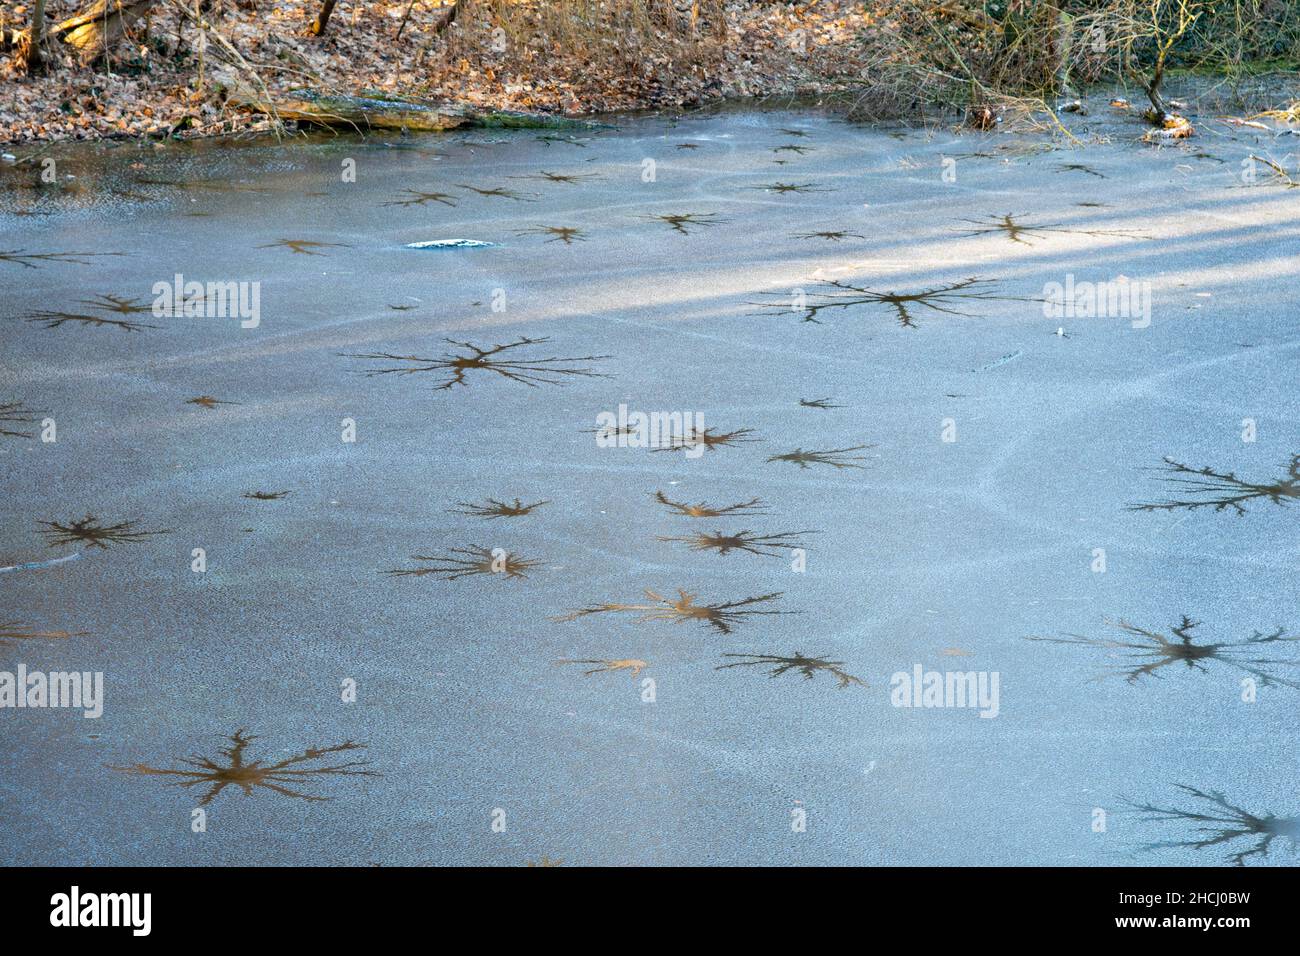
xmin=2 ymin=107 xmax=1299 ymax=866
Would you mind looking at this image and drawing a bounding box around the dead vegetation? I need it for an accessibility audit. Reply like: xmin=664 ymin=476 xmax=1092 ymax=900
xmin=851 ymin=1 xmax=1300 ymax=131
xmin=0 ymin=0 xmax=875 ymax=143
xmin=3 ymin=1 xmax=1299 ymax=144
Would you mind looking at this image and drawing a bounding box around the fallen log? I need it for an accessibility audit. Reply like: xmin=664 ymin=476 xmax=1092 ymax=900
xmin=246 ymin=90 xmax=464 ymax=131
xmin=238 ymin=89 xmax=608 ymax=133
xmin=54 ymin=0 xmax=155 ymax=65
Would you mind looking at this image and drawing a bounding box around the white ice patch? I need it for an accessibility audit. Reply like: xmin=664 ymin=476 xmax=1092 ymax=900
xmin=405 ymin=239 xmax=499 ymax=249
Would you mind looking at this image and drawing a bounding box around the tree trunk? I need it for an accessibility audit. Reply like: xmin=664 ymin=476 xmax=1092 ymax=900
xmin=1144 ymin=55 xmax=1169 ymax=120
xmin=21 ymin=0 xmax=45 ymax=73
xmin=1051 ymin=8 xmax=1073 ymax=96
xmin=308 ymin=0 xmax=338 ymax=36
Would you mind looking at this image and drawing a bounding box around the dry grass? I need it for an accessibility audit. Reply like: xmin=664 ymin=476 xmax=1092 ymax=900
xmin=850 ymin=1 xmax=1300 ymax=126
